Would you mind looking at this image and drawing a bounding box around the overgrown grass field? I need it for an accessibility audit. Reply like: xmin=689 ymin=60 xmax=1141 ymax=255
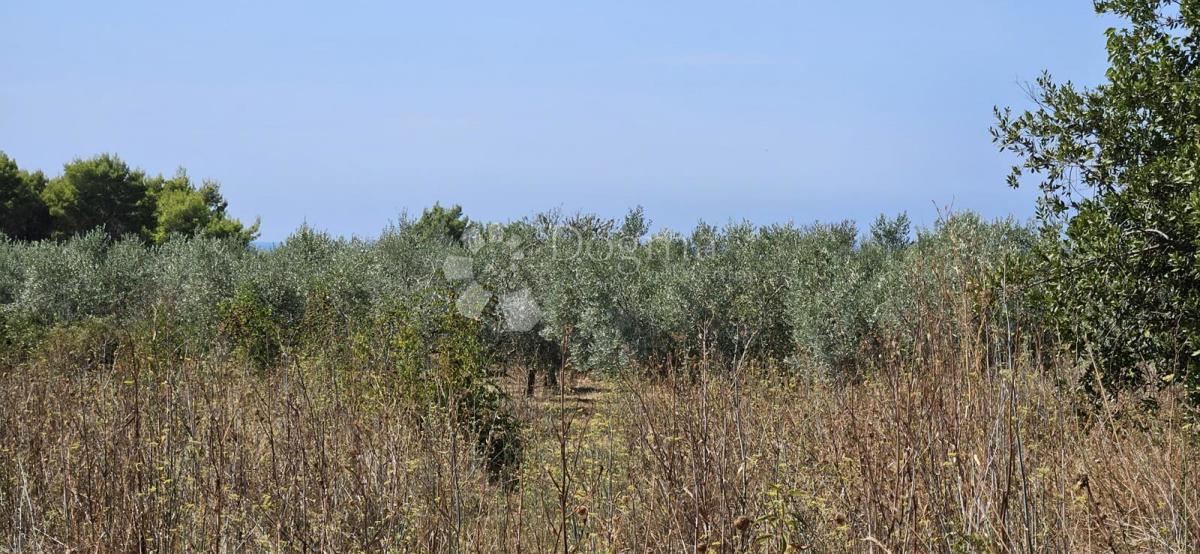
xmin=1 ymin=210 xmax=1197 ymax=551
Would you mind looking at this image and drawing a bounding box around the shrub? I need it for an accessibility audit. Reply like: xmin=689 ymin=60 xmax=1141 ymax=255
xmin=34 ymin=317 xmax=123 ymax=372
xmin=218 ymin=281 xmax=282 ymax=371
xmin=386 ymin=290 xmax=523 ymax=478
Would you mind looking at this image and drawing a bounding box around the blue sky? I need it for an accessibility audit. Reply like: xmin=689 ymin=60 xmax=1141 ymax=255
xmin=1 ymin=1 xmax=1114 ymax=240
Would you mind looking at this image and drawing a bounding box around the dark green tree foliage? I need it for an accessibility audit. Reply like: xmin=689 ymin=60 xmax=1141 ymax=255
xmin=42 ymin=154 xmax=156 ymax=240
xmin=994 ymin=0 xmax=1200 ymax=398
xmin=413 ymin=203 xmax=469 ymax=244
xmin=0 ymin=153 xmax=257 ymax=245
xmin=147 ymin=169 xmax=260 ymax=244
xmin=0 ymin=152 xmax=51 ymax=241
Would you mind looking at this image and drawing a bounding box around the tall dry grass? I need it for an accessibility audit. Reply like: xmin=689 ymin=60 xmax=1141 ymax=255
xmin=1 ymin=341 xmax=1196 ymax=552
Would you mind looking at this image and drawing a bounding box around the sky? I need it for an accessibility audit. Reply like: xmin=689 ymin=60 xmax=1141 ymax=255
xmin=1 ymin=1 xmax=1115 ymax=240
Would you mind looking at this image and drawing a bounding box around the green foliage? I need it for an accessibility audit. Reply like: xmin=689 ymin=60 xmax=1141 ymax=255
xmin=148 ymin=170 xmax=260 ymax=245
xmin=34 ymin=317 xmax=122 ymax=372
xmin=0 ymin=152 xmax=51 ymax=241
xmin=885 ymin=214 xmax=1041 ymax=369
xmin=531 ymin=210 xmax=639 ymax=373
xmin=412 ymin=203 xmax=470 ymax=245
xmin=0 ymin=206 xmax=1037 ymax=382
xmin=386 ymin=291 xmax=522 ymax=477
xmin=0 ymin=310 xmax=42 ymax=365
xmin=149 ymin=236 xmax=248 ymax=351
xmin=0 ymin=152 xmax=258 ymax=245
xmin=42 ymin=154 xmax=156 ymax=240
xmin=993 ymin=0 xmax=1200 ymax=399
xmin=788 ymin=220 xmax=893 ymax=376
xmin=218 ymin=281 xmax=282 ymax=371
xmin=8 ymin=232 xmax=153 ymax=325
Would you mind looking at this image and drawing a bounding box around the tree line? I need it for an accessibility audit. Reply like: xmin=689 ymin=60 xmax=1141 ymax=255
xmin=0 ymin=152 xmax=258 ymax=245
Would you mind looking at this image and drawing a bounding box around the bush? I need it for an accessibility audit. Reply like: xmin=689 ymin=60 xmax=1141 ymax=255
xmin=218 ymin=281 xmax=282 ymax=371
xmin=34 ymin=317 xmax=123 ymax=372
xmin=0 ymin=310 xmax=42 ymax=365
xmin=387 ymin=290 xmax=523 ymax=478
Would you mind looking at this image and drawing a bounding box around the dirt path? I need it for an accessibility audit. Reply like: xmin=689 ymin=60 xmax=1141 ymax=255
xmin=501 ymin=370 xmax=615 ymax=418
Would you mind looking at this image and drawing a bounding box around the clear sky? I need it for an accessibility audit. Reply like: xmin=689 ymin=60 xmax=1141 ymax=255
xmin=1 ymin=1 xmax=1114 ymax=240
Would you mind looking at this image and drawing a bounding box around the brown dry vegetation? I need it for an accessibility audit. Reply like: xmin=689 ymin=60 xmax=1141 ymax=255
xmin=1 ymin=343 xmax=1197 ymax=552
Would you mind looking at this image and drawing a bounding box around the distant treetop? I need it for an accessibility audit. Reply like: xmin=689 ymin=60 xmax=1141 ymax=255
xmin=0 ymin=152 xmax=259 ymax=246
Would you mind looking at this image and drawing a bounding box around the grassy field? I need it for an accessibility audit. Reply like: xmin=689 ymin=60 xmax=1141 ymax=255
xmin=3 ymin=345 xmax=1196 ymax=552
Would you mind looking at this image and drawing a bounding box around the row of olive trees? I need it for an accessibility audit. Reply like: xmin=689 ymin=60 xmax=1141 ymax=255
xmin=0 ymin=206 xmax=1037 ymax=385
xmin=0 ymin=152 xmax=258 ymax=244
xmin=518 ymin=209 xmax=1037 ymax=381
